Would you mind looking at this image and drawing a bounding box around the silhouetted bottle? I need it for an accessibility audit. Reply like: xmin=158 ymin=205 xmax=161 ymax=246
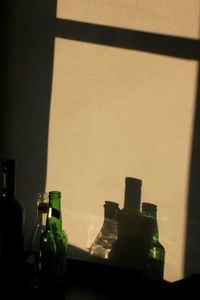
xmin=124 ymin=177 xmax=142 ymax=212
xmin=89 ymin=201 xmax=119 ymax=259
xmin=0 ymin=159 xmax=25 ymax=282
xmin=39 ymin=191 xmax=67 ymax=285
xmin=141 ymin=202 xmax=165 ymax=281
xmin=110 ymin=178 xmax=142 ymax=269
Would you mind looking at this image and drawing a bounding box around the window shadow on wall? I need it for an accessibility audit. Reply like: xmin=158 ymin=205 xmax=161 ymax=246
xmin=55 ymin=18 xmax=199 ymax=60
xmin=54 ymin=18 xmax=200 ymax=278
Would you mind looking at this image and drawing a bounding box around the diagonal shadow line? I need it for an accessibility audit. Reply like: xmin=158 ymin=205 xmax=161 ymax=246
xmin=55 ymin=18 xmax=200 ymax=60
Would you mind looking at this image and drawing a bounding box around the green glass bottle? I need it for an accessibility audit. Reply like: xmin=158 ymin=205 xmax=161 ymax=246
xmin=39 ymin=191 xmax=67 ymax=285
xmin=141 ymin=203 xmax=165 ymax=281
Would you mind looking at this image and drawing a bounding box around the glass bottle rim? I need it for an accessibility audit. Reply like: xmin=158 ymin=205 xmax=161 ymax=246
xmin=36 ymin=192 xmax=49 ymax=203
xmin=49 ymin=191 xmax=61 ymax=198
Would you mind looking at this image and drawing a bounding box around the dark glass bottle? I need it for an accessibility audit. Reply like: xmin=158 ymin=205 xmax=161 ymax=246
xmin=0 ymin=159 xmax=25 ymax=281
xmin=141 ymin=202 xmax=165 ymax=281
xmin=110 ymin=178 xmax=142 ymax=269
xmin=119 ymin=177 xmax=142 ymax=236
xmin=124 ymin=177 xmax=142 ymax=212
xmin=39 ymin=191 xmax=67 ymax=285
xmin=89 ymin=201 xmax=119 ymax=259
xmin=28 ymin=192 xmax=49 ymax=276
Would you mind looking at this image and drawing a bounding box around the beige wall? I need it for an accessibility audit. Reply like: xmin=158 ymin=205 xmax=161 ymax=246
xmin=46 ymin=0 xmax=200 ymax=282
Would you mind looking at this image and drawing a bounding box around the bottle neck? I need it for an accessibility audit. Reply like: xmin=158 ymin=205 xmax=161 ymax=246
xmin=2 ymin=162 xmax=16 ymax=198
xmin=37 ymin=192 xmax=49 ymax=226
xmin=124 ymin=177 xmax=142 ymax=212
xmin=142 ymin=203 xmax=159 ymax=241
xmin=104 ymin=201 xmax=119 ymax=219
xmin=47 ymin=191 xmax=62 ymax=233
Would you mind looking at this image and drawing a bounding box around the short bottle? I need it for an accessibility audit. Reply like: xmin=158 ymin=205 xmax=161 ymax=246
xmin=31 ymin=192 xmax=49 ymax=252
xmin=0 ymin=159 xmax=25 ymax=282
xmin=141 ymin=202 xmax=165 ymax=280
xmin=89 ymin=201 xmax=119 ymax=259
xmin=39 ymin=191 xmax=68 ymax=285
xmin=119 ymin=177 xmax=142 ymax=235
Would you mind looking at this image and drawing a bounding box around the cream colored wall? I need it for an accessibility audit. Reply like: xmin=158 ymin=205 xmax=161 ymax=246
xmin=46 ymin=0 xmax=200 ymax=282
xmin=57 ymin=0 xmax=199 ymax=38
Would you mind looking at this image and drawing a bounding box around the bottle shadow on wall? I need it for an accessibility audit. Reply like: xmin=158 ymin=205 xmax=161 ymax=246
xmin=89 ymin=177 xmax=165 ymax=282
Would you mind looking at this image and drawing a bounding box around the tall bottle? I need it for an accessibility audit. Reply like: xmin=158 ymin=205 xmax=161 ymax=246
xmin=119 ymin=177 xmax=142 ymax=236
xmin=89 ymin=201 xmax=119 ymax=259
xmin=110 ymin=178 xmax=142 ymax=268
xmin=124 ymin=177 xmax=142 ymax=212
xmin=39 ymin=191 xmax=68 ymax=285
xmin=0 ymin=159 xmax=25 ymax=281
xmin=141 ymin=202 xmax=165 ymax=280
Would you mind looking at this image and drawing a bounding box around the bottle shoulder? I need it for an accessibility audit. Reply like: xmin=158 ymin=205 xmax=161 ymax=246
xmin=40 ymin=228 xmax=55 ymax=243
xmin=152 ymin=240 xmax=165 ymax=249
xmin=15 ymin=197 xmax=25 ymax=212
xmin=0 ymin=195 xmax=24 ymax=215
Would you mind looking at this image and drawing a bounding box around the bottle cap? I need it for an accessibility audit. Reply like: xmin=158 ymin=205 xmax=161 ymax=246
xmin=125 ymin=177 xmax=142 ymax=186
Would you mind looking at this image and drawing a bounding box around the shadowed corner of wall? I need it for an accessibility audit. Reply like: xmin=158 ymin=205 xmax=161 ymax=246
xmin=184 ymin=62 xmax=200 ymax=278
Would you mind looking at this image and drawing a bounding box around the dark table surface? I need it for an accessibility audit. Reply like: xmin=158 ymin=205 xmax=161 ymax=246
xmin=1 ymin=256 xmax=200 ymax=299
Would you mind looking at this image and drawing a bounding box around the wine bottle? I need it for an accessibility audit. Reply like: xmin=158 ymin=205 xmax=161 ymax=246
xmin=0 ymin=159 xmax=25 ymax=282
xmin=110 ymin=177 xmax=142 ymax=269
